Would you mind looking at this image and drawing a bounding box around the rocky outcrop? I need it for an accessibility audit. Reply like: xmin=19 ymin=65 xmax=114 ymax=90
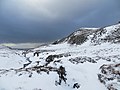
xmin=98 ymin=63 xmax=120 ymax=90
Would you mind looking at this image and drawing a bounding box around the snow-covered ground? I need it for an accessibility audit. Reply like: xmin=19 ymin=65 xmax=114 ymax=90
xmin=0 ymin=23 xmax=120 ymax=90
xmin=0 ymin=42 xmax=120 ymax=90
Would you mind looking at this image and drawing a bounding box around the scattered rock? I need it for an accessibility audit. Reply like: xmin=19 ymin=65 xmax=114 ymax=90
xmin=73 ymin=83 xmax=80 ymax=89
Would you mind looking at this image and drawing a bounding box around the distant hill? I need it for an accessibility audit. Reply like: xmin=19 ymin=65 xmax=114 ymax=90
xmin=53 ymin=23 xmax=120 ymax=45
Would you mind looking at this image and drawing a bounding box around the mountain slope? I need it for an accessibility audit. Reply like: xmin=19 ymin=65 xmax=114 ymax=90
xmin=53 ymin=23 xmax=120 ymax=45
xmin=0 ymin=23 xmax=120 ymax=90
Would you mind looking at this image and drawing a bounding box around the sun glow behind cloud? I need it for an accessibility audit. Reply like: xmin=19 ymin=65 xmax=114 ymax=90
xmin=15 ymin=0 xmax=58 ymax=20
xmin=20 ymin=0 xmax=56 ymax=20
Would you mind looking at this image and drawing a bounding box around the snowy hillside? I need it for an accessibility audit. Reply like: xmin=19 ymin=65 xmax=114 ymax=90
xmin=0 ymin=23 xmax=120 ymax=90
xmin=53 ymin=23 xmax=120 ymax=45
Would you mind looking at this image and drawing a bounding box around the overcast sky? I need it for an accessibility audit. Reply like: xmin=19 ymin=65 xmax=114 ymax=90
xmin=0 ymin=0 xmax=120 ymax=43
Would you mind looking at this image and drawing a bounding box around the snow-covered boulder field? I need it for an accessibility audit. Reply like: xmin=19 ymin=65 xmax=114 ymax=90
xmin=0 ymin=23 xmax=120 ymax=90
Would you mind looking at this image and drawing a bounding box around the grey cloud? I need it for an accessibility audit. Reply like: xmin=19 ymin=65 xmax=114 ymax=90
xmin=0 ymin=0 xmax=120 ymax=43
xmin=0 ymin=0 xmax=104 ymax=21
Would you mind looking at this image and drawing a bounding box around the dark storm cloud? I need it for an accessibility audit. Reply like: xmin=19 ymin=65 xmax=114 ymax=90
xmin=0 ymin=0 xmax=120 ymax=43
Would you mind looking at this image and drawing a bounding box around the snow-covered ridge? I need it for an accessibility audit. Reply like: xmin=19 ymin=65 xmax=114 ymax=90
xmin=74 ymin=28 xmax=99 ymax=36
xmin=0 ymin=43 xmax=43 ymax=49
xmin=53 ymin=23 xmax=120 ymax=45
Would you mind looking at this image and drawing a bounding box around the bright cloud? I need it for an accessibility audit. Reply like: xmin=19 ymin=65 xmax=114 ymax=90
xmin=1 ymin=0 xmax=104 ymax=21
